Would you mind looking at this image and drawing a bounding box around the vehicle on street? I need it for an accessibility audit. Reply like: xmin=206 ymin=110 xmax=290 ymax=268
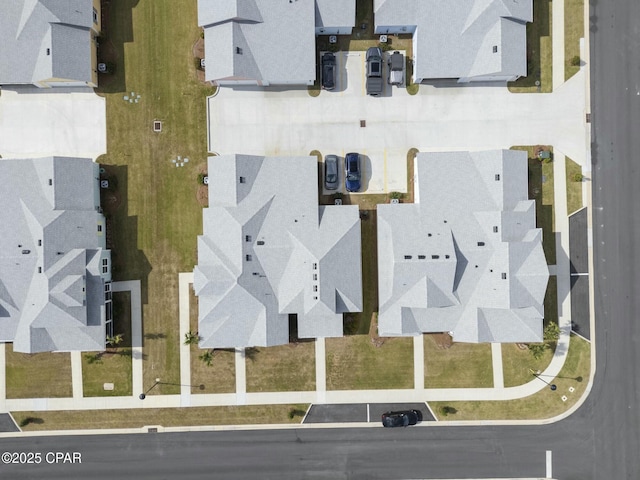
xmin=345 ymin=152 xmax=361 ymax=192
xmin=388 ymin=51 xmax=404 ymax=86
xmin=321 ymin=52 xmax=336 ymax=90
xmin=324 ymin=155 xmax=339 ymax=190
xmin=381 ymin=410 xmax=422 ymax=428
xmin=366 ymin=47 xmax=383 ymax=96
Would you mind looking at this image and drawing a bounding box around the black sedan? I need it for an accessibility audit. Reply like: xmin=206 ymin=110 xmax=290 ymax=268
xmin=321 ymin=52 xmax=336 ymax=90
xmin=381 ymin=410 xmax=422 ymax=428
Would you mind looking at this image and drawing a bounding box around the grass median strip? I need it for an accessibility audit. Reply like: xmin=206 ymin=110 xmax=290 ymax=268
xmin=13 ymin=405 xmax=310 ymax=431
xmin=566 ymin=157 xmax=584 ymax=215
xmin=98 ymin=0 xmax=215 ymax=396
xmin=430 ymin=333 xmax=590 ymax=420
xmin=565 ymin=0 xmax=585 ymax=81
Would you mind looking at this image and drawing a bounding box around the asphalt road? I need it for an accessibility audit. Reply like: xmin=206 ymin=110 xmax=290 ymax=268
xmin=0 ymin=1 xmax=637 ymax=479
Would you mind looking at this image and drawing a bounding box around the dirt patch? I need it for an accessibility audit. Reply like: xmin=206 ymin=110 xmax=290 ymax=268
xmin=428 ymin=333 xmax=453 ymax=349
xmin=195 ymin=162 xmax=208 ymax=207
xmin=192 ymin=37 xmax=206 ymax=83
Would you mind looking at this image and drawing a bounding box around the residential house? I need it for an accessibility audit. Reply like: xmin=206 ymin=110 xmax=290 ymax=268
xmin=193 ymin=154 xmax=362 ymax=348
xmin=197 ymin=0 xmax=355 ymax=86
xmin=374 ymin=0 xmax=532 ymax=83
xmin=377 ymin=150 xmax=549 ymax=343
xmin=0 ymin=157 xmax=112 ymax=353
xmin=0 ymin=0 xmax=102 ymax=88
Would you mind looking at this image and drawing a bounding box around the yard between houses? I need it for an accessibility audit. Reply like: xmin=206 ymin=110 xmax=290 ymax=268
xmin=96 ymin=0 xmax=215 ymax=396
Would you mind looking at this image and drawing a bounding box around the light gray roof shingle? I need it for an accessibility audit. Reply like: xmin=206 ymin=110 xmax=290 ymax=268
xmin=315 ymin=0 xmax=356 ymax=29
xmin=374 ymin=0 xmax=532 ymax=81
xmin=0 ymin=0 xmax=97 ymax=86
xmin=0 ymin=157 xmax=110 ymax=353
xmin=198 ymin=0 xmax=316 ymax=85
xmin=377 ymin=150 xmax=549 ymax=343
xmin=194 ymin=154 xmax=363 ymax=348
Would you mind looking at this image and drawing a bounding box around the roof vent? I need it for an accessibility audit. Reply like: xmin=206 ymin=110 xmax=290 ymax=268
xmin=257 ymin=240 xmax=265 ymax=246
xmin=493 ymin=226 xmax=499 ymax=233
xmin=431 ymin=255 xmax=439 ymax=259
xmin=418 ymin=255 xmax=426 ymax=260
xmin=445 ymin=255 xmax=450 ymax=259
xmin=492 ymin=45 xmax=498 ymax=53
xmin=404 ymin=255 xmax=412 ymax=260
xmin=236 ymin=47 xmax=243 ymax=55
xmin=46 ymin=48 xmax=51 ymax=55
xmin=501 ymin=273 xmax=507 ymax=279
xmin=21 ymin=250 xmax=30 ymax=254
xmin=48 ymin=179 xmax=53 ymax=185
xmin=477 ymin=242 xmax=485 ymax=246
xmin=495 ymin=174 xmax=500 ymax=181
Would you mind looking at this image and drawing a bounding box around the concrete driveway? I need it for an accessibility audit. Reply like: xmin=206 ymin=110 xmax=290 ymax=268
xmin=208 ymin=53 xmax=588 ymax=194
xmin=0 ymin=88 xmax=106 ymax=160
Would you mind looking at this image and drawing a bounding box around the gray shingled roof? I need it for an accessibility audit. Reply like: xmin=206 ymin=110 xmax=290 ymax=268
xmin=0 ymin=0 xmax=96 ymax=86
xmin=315 ymin=0 xmax=356 ymax=30
xmin=374 ymin=0 xmax=532 ymax=81
xmin=377 ymin=150 xmax=549 ymax=343
xmin=194 ymin=155 xmax=362 ymax=348
xmin=0 ymin=157 xmax=110 ymax=353
xmin=198 ymin=0 xmax=316 ymax=85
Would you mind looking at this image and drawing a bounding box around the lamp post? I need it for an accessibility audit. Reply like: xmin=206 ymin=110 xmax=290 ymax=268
xmin=139 ymin=378 xmax=161 ymax=400
xmin=529 ymin=369 xmax=557 ymax=391
xmin=139 ymin=379 xmax=205 ymax=400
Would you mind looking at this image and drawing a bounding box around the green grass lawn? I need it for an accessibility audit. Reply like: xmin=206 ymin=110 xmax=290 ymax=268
xmin=97 ymin=0 xmax=216 ymax=396
xmin=565 ymin=0 xmax=585 ymax=80
xmin=13 ymin=404 xmax=309 ymax=431
xmin=566 ymin=157 xmax=584 ymax=215
xmin=245 ymin=342 xmax=316 ymax=392
xmin=189 ymin=288 xmax=236 ymax=394
xmin=82 ymin=350 xmax=133 ymax=397
xmin=512 ymin=146 xmax=556 ymax=265
xmin=431 ymin=334 xmax=590 ymax=420
xmin=5 ymin=345 xmax=72 ymax=399
xmin=502 ymin=342 xmax=555 ymax=387
xmin=424 ymin=337 xmax=494 ymax=388
xmin=509 ymin=0 xmax=553 ymax=93
xmin=326 ymin=334 xmax=413 ymax=390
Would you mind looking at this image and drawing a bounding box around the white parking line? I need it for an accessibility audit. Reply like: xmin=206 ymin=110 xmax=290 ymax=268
xmin=546 ymin=450 xmax=553 ymax=478
xmin=367 ymin=403 xmax=370 ymax=422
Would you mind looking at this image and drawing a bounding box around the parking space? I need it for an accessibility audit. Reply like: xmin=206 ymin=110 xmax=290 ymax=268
xmin=0 ymin=88 xmax=106 ymax=160
xmin=303 ymin=402 xmax=434 ymax=424
xmin=569 ymin=207 xmax=591 ymax=339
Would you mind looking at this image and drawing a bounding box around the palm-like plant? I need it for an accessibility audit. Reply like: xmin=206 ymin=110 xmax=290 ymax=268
xmin=199 ymin=350 xmax=214 ymax=366
xmin=184 ymin=330 xmax=201 ymax=346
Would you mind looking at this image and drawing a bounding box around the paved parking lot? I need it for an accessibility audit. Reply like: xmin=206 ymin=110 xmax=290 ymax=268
xmin=0 ymin=88 xmax=106 ymax=160
xmin=303 ymin=402 xmax=434 ymax=424
xmin=208 ymin=52 xmax=587 ymax=194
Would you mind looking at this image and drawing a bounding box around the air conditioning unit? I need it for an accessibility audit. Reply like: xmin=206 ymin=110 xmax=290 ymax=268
xmin=329 ymin=35 xmax=337 ymax=44
xmin=379 ymin=35 xmax=388 ymax=43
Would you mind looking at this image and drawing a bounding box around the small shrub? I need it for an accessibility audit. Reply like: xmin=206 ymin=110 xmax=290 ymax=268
xmin=389 ymin=191 xmax=403 ymax=200
xmin=570 ymin=55 xmax=581 ymax=66
xmin=333 ymin=192 xmax=343 ymax=200
xmin=573 ymin=173 xmax=584 ymax=182
xmin=200 ymin=30 xmax=204 ymax=39
xmin=439 ymin=406 xmax=457 ymax=417
xmin=542 ymin=156 xmax=553 ymax=164
xmin=378 ymin=42 xmax=393 ymax=52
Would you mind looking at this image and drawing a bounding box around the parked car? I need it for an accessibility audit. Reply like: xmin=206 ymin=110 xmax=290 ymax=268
xmin=381 ymin=410 xmax=422 ymax=428
xmin=365 ymin=47 xmax=383 ymax=96
xmin=345 ymin=152 xmax=361 ymax=192
xmin=321 ymin=52 xmax=336 ymax=90
xmin=324 ymin=155 xmax=339 ymax=190
xmin=388 ymin=51 xmax=404 ymax=86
